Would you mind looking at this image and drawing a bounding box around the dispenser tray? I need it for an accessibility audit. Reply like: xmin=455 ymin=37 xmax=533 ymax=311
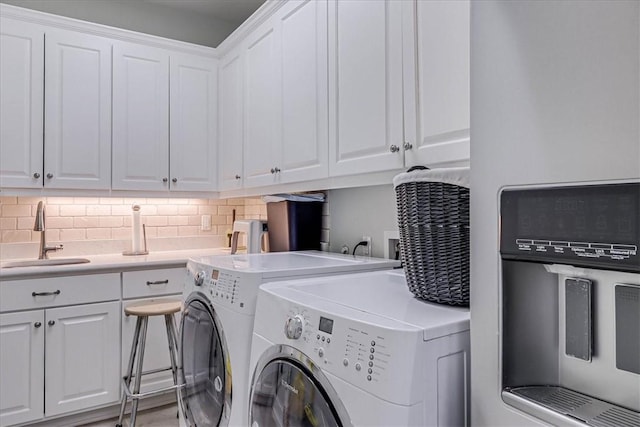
xmin=503 ymin=386 xmax=640 ymax=427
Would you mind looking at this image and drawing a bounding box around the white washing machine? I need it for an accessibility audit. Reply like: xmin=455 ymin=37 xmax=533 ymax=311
xmin=178 ymin=251 xmax=400 ymax=427
xmin=248 ymin=270 xmax=471 ymax=427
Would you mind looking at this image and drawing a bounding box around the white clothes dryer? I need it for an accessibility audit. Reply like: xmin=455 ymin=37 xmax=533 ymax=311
xmin=248 ymin=270 xmax=471 ymax=427
xmin=178 ymin=252 xmax=399 ymax=427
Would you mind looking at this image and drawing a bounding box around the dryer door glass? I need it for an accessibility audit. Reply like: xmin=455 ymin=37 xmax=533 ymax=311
xmin=250 ymin=359 xmax=342 ymax=427
xmin=180 ymin=298 xmax=227 ymax=426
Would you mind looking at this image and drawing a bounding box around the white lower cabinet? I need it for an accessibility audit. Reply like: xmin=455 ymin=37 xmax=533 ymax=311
xmin=44 ymin=302 xmax=120 ymax=417
xmin=0 ymin=273 xmax=120 ymax=427
xmin=0 ymin=302 xmax=120 ymax=425
xmin=0 ymin=311 xmax=45 ymax=426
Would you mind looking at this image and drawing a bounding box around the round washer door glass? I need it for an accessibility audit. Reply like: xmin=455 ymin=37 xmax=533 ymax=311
xmin=180 ymin=297 xmax=228 ymax=426
xmin=250 ymin=359 xmax=342 ymax=427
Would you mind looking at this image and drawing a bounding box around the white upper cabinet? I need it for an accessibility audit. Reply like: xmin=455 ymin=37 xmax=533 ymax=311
xmin=242 ymin=0 xmax=329 ymax=189
xmin=112 ymin=42 xmax=170 ymax=191
xmin=243 ymin=19 xmax=280 ymax=188
xmin=0 ymin=18 xmax=44 ymax=189
xmin=170 ymin=53 xmax=218 ymax=191
xmin=277 ymin=0 xmax=328 ymax=184
xmin=218 ymin=48 xmax=244 ymax=191
xmin=402 ymin=0 xmax=470 ymax=167
xmin=44 ymin=29 xmax=112 ymax=189
xmin=113 ymin=43 xmax=217 ymax=192
xmin=328 ymin=0 xmax=405 ymax=176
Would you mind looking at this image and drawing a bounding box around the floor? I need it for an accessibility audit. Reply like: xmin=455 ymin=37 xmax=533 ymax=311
xmin=81 ymin=404 xmax=179 ymax=427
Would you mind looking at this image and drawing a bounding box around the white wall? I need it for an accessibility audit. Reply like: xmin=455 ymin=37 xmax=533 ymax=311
xmin=470 ymin=1 xmax=639 ymax=426
xmin=0 ymin=0 xmax=236 ymax=47
xmin=327 ymin=185 xmax=398 ymax=258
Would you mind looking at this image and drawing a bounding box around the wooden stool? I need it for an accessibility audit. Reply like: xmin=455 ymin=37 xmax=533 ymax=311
xmin=116 ymin=299 xmax=182 ymax=427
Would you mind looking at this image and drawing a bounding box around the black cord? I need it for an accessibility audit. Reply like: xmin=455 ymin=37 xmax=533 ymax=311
xmin=352 ymin=240 xmax=368 ymax=256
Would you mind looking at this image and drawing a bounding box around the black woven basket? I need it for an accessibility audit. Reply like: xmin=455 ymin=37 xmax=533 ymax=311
xmin=394 ymin=169 xmax=470 ymax=306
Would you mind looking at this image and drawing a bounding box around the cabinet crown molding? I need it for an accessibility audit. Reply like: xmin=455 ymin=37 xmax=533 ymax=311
xmin=0 ymin=3 xmax=217 ymax=58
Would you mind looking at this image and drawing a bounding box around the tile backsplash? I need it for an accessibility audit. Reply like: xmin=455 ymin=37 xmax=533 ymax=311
xmin=0 ymin=196 xmax=266 ymax=245
xmin=0 ymin=194 xmax=330 ymax=259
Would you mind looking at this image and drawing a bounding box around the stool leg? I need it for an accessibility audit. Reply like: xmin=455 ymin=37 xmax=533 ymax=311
xmin=130 ymin=316 xmax=149 ymax=427
xmin=164 ymin=314 xmax=180 ymax=404
xmin=117 ymin=316 xmax=143 ymax=427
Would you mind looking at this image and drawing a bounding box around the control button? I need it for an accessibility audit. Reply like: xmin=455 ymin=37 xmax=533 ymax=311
xmin=368 ymin=361 xmax=373 ymax=367
xmin=369 ymin=354 xmax=374 ymax=360
xmin=370 ymin=348 xmax=375 ymax=353
xmin=367 ymin=375 xmax=372 ymax=381
xmin=368 ymin=368 xmax=373 ymax=374
xmin=327 ymin=338 xmax=330 ymax=343
xmin=318 ymin=348 xmax=324 ymax=358
xmin=343 ymin=358 xmax=349 ymax=367
xmin=355 ymin=363 xmax=361 ymax=371
xmin=321 ymin=336 xmax=325 ymax=342
xmin=371 ymin=340 xmax=376 ymax=346
xmin=317 ymin=334 xmax=320 ymax=340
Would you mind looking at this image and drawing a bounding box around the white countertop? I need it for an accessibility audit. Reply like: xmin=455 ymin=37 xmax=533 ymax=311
xmin=0 ymin=248 xmax=231 ymax=280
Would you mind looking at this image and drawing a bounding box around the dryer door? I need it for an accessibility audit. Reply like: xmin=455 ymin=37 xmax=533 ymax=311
xmin=249 ymin=345 xmax=351 ymax=427
xmin=180 ymin=293 xmax=231 ymax=426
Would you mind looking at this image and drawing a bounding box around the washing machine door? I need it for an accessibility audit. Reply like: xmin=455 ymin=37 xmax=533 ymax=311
xmin=249 ymin=345 xmax=352 ymax=427
xmin=180 ymin=293 xmax=231 ymax=426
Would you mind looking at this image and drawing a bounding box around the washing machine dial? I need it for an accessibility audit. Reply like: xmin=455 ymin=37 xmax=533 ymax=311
xmin=284 ymin=315 xmax=304 ymax=340
xmin=194 ymin=271 xmax=206 ymax=287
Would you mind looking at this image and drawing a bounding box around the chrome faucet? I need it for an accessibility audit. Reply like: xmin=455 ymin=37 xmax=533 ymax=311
xmin=34 ymin=201 xmax=63 ymax=259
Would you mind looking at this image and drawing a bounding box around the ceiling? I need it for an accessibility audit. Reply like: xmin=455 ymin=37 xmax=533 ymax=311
xmin=140 ymin=0 xmax=266 ymax=25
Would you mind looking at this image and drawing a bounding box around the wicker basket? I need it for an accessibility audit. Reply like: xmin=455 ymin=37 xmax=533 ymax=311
xmin=393 ymin=166 xmax=470 ymax=306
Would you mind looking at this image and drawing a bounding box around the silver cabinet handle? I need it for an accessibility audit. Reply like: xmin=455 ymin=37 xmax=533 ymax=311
xmin=33 ymin=172 xmax=41 ymax=179
xmin=270 ymin=168 xmax=276 ymax=174
xmin=403 ymin=142 xmax=413 ymax=151
xmin=32 ymin=290 xmax=61 ymax=297
xmin=389 ymin=145 xmax=400 ymax=153
xmin=146 ymin=280 xmax=169 ymax=286
xmin=172 ymin=178 xmax=177 ymax=183
xmin=274 ymin=167 xmax=281 ymax=173
xmin=34 ymin=322 xmax=42 ymax=328
xmin=46 ymin=173 xmax=53 ymax=179
xmin=162 ymin=177 xmax=168 ymax=183
xmin=235 ymin=174 xmax=241 ymax=180
xmin=48 ymin=320 xmax=55 ymax=326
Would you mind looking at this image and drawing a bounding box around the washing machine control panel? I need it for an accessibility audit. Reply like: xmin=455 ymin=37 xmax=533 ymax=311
xmin=279 ymin=303 xmax=419 ymax=403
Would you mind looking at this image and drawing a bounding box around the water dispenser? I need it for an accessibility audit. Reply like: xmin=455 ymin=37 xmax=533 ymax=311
xmin=499 ymin=182 xmax=639 ymax=426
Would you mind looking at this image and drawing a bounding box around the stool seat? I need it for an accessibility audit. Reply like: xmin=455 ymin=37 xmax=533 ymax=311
xmin=124 ymin=299 xmax=182 ymax=317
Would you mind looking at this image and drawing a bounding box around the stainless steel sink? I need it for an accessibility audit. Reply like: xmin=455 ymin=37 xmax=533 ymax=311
xmin=1 ymin=258 xmax=91 ymax=268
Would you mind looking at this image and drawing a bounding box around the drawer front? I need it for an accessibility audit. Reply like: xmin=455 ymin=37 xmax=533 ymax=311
xmin=0 ymin=273 xmax=120 ymax=312
xmin=123 ymin=268 xmax=187 ymax=299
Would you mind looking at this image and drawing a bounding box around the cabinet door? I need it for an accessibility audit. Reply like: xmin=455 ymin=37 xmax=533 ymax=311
xmin=243 ymin=19 xmax=280 ymax=188
xmin=403 ymin=0 xmax=470 ymax=167
xmin=218 ymin=49 xmax=244 ymax=191
xmin=112 ymin=42 xmax=169 ymax=191
xmin=121 ymin=297 xmax=182 ymax=394
xmin=44 ymin=301 xmax=120 ymax=417
xmin=0 ymin=311 xmax=45 ymax=426
xmin=0 ymin=18 xmax=44 ymax=189
xmin=328 ymin=0 xmax=405 ymax=176
xmin=44 ymin=29 xmax=112 ymax=189
xmin=170 ymin=53 xmax=218 ymax=191
xmin=277 ymin=0 xmax=329 ymax=183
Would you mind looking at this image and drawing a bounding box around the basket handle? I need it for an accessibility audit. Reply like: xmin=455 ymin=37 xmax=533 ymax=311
xmin=406 ymin=165 xmax=429 ymax=173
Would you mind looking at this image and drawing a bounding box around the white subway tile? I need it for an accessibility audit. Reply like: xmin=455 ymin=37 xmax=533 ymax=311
xmin=157 ymin=205 xmax=178 ymax=215
xmin=17 ymin=217 xmax=34 ymax=230
xmin=86 ymin=228 xmax=112 ymax=240
xmin=0 ymin=218 xmax=17 ymax=230
xmin=168 ymin=216 xmax=189 ymax=226
xmin=74 ymin=217 xmax=100 ymax=228
xmin=157 ymin=227 xmax=178 ymax=237
xmin=59 ymin=205 xmax=86 ymax=217
xmin=178 ymin=226 xmax=199 ymax=236
xmin=86 ymin=205 xmax=111 ymax=216
xmin=47 ymin=217 xmax=74 ymax=229
xmin=2 ymin=205 xmax=31 ymax=217
xmin=1 ymin=230 xmax=31 ymax=243
xmin=99 ymin=216 xmax=124 ymax=228
xmin=60 ymin=229 xmax=86 ymax=241
xmin=178 ymin=205 xmax=198 ymax=215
